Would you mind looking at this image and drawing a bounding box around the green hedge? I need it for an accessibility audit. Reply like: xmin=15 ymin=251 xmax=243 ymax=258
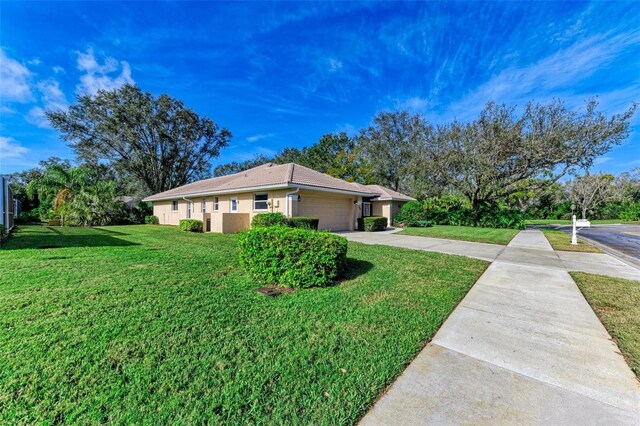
xmin=252 ymin=213 xmax=289 ymax=228
xmin=179 ymin=219 xmax=203 ymax=232
xmin=0 ymin=225 xmax=6 ymax=244
xmin=238 ymin=226 xmax=348 ymax=289
xmin=144 ymin=215 xmax=159 ymax=224
xmin=288 ymin=216 xmax=319 ymax=230
xmin=252 ymin=213 xmax=320 ymax=231
xmin=357 ymin=216 xmax=388 ymax=232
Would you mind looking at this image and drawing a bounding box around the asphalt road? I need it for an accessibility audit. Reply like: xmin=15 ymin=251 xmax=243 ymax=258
xmin=560 ymin=224 xmax=640 ymax=265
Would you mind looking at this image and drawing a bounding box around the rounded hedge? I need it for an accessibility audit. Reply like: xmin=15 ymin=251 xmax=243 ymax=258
xmin=288 ymin=216 xmax=319 ymax=230
xmin=179 ymin=219 xmax=203 ymax=232
xmin=238 ymin=226 xmax=348 ymax=289
xmin=357 ymin=216 xmax=388 ymax=232
xmin=252 ymin=213 xmax=320 ymax=231
xmin=145 ymin=215 xmax=160 ymax=225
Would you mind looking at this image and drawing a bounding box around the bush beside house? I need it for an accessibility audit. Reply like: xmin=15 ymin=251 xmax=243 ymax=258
xmin=251 ymin=213 xmax=320 ymax=231
xmin=288 ymin=217 xmax=319 ymax=230
xmin=238 ymin=226 xmax=348 ymax=289
xmin=179 ymin=219 xmax=203 ymax=232
xmin=357 ymin=216 xmax=388 ymax=232
xmin=145 ymin=215 xmax=159 ymax=224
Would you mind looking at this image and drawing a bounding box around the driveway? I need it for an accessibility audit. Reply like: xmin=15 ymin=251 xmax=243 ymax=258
xmin=360 ymin=230 xmax=640 ymax=425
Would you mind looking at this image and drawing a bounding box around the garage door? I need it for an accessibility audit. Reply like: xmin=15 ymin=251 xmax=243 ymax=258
xmin=297 ymin=194 xmax=353 ymax=231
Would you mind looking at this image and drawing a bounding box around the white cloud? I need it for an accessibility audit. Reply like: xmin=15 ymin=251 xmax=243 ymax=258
xmin=0 ymin=136 xmax=29 ymax=159
xmin=75 ymin=47 xmax=135 ymax=95
xmin=0 ymin=106 xmax=16 ymax=114
xmin=52 ymin=66 xmax=65 ymax=74
xmin=0 ymin=49 xmax=33 ymax=103
xmin=327 ymin=58 xmax=343 ymax=72
xmin=397 ymin=96 xmax=429 ymax=112
xmin=25 ymin=80 xmax=69 ymax=128
xmin=246 ymin=133 xmax=275 ymax=143
xmin=28 ymin=58 xmax=41 ymax=66
xmin=594 ymin=156 xmax=613 ymax=165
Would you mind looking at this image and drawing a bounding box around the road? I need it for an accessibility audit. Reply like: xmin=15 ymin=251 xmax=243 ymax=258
xmin=559 ymin=224 xmax=640 ymax=268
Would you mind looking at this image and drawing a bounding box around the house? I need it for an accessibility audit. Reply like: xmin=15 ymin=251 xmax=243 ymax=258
xmin=0 ymin=176 xmax=17 ymax=231
xmin=142 ymin=163 xmax=414 ymax=233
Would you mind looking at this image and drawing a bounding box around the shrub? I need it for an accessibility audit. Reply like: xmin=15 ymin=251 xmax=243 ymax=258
xmin=358 ymin=216 xmax=387 ymax=232
xmin=288 ymin=216 xmax=319 ymax=230
xmin=15 ymin=210 xmax=40 ymax=224
xmin=48 ymin=219 xmax=61 ymax=226
xmin=238 ymin=226 xmax=348 ymax=289
xmin=0 ymin=225 xmax=6 ymax=243
xmin=179 ymin=219 xmax=203 ymax=232
xmin=145 ymin=215 xmax=160 ymax=225
xmin=393 ymin=200 xmax=426 ymax=225
xmin=404 ymin=219 xmax=433 ymax=228
xmin=252 ymin=213 xmax=289 ymax=228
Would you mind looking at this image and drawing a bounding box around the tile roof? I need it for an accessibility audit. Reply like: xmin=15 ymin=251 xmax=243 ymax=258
xmin=143 ymin=163 xmax=415 ymax=201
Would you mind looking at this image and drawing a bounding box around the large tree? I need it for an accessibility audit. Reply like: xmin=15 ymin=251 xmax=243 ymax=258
xmin=47 ymin=84 xmax=232 ymax=195
xmin=435 ymin=99 xmax=636 ymax=207
xmin=564 ymin=172 xmax=615 ymax=219
xmin=357 ymin=111 xmax=433 ymax=194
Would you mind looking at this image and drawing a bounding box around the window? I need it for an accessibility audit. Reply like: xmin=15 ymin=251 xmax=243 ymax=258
xmin=214 ymin=197 xmax=219 ymax=211
xmin=172 ymin=200 xmax=178 ymax=212
xmin=230 ymin=197 xmax=238 ymax=212
xmin=201 ymin=197 xmax=206 ymax=213
xmin=187 ymin=201 xmax=192 ymax=219
xmin=362 ymin=202 xmax=372 ymax=217
xmin=254 ymin=193 xmax=268 ymax=211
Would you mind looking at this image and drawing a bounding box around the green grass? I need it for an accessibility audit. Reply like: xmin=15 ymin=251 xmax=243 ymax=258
xmin=397 ymin=225 xmax=519 ymax=245
xmin=526 ymin=219 xmax=640 ymax=225
xmin=541 ymin=229 xmax=602 ymax=253
xmin=0 ymin=225 xmax=487 ymax=424
xmin=571 ymin=272 xmax=640 ymax=377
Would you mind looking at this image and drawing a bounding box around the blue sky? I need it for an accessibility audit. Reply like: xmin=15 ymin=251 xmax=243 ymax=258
xmin=1 ymin=1 xmax=639 ymax=175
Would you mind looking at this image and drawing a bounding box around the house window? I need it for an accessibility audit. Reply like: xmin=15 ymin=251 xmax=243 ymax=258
xmin=254 ymin=193 xmax=268 ymax=211
xmin=362 ymin=202 xmax=372 ymax=217
xmin=172 ymin=200 xmax=178 ymax=211
xmin=230 ymin=197 xmax=238 ymax=213
xmin=201 ymin=197 xmax=206 ymax=213
xmin=187 ymin=201 xmax=193 ymax=219
xmin=214 ymin=197 xmax=219 ymax=211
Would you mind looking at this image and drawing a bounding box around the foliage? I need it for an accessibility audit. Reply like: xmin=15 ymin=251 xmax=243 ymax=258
xmin=564 ymin=172 xmax=615 ymax=219
xmin=357 ymin=216 xmax=388 ymax=232
xmin=0 ymin=225 xmax=487 ymax=424
xmin=238 ymin=226 xmax=348 ymax=288
xmin=0 ymin=225 xmax=6 ymax=243
xmin=145 ymin=215 xmax=160 ymax=225
xmin=15 ymin=209 xmax=41 ymax=224
xmin=433 ymin=99 xmax=636 ymax=207
xmin=392 ymin=200 xmax=427 ymax=225
xmin=619 ymin=202 xmax=640 ymax=221
xmin=404 ymin=219 xmax=433 ymax=228
xmin=251 ymin=212 xmax=289 ymax=228
xmin=179 ymin=219 xmax=203 ymax=232
xmin=213 ymin=154 xmax=272 ymax=177
xmin=287 ymin=216 xmax=319 ymax=230
xmin=47 ymin=84 xmax=232 ymax=195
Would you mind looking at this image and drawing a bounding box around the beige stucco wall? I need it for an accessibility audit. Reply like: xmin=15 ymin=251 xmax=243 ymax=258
xmin=294 ymin=189 xmax=360 ymax=231
xmin=371 ymin=201 xmax=406 ymax=226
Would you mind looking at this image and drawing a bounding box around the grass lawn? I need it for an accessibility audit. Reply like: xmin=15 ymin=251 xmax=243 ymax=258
xmin=541 ymin=229 xmax=602 ymax=253
xmin=526 ymin=219 xmax=640 ymax=225
xmin=397 ymin=225 xmax=519 ymax=245
xmin=571 ymin=272 xmax=640 ymax=377
xmin=0 ymin=225 xmax=487 ymax=424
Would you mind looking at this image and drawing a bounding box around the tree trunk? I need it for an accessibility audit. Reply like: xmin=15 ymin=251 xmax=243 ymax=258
xmin=581 ymin=207 xmax=587 ymax=220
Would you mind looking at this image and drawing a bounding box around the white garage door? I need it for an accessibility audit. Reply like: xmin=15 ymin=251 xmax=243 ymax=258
xmin=297 ymin=194 xmax=353 ymax=231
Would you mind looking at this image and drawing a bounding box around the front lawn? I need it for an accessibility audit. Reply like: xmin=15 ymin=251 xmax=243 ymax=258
xmin=571 ymin=272 xmax=640 ymax=377
xmin=541 ymin=229 xmax=601 ymax=253
xmin=0 ymin=225 xmax=487 ymax=424
xmin=397 ymin=225 xmax=519 ymax=245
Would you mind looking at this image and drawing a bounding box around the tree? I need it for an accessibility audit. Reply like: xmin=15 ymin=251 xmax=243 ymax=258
xmin=213 ymin=154 xmax=272 ymax=177
xmin=435 ymin=99 xmax=636 ymax=208
xmin=47 ymin=84 xmax=232 ymax=195
xmin=358 ymin=111 xmax=432 ymax=193
xmin=564 ymin=172 xmax=615 ymax=219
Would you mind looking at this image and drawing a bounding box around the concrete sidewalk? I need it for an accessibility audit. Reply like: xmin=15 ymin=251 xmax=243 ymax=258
xmin=360 ymin=230 xmax=640 ymax=425
xmin=340 ymin=229 xmax=640 ymax=280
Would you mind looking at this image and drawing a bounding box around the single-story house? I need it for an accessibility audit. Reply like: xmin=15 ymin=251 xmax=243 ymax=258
xmin=143 ymin=163 xmax=414 ymax=233
xmin=0 ymin=176 xmax=17 ymax=231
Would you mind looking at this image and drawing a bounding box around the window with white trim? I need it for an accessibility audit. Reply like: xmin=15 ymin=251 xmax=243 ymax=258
xmin=253 ymin=193 xmax=268 ymax=211
xmin=230 ymin=197 xmax=238 ymax=212
xmin=201 ymin=197 xmax=206 ymax=213
xmin=172 ymin=200 xmax=178 ymax=211
xmin=214 ymin=197 xmax=219 ymax=211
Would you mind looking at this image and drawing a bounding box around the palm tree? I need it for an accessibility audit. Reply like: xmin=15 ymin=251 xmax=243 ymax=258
xmin=26 ymin=165 xmax=89 ymax=226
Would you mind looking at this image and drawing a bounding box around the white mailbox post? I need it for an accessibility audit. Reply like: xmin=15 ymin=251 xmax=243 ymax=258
xmin=571 ymin=214 xmax=578 ymax=245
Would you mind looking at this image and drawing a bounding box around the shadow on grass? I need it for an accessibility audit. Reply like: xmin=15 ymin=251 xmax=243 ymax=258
xmin=1 ymin=227 xmax=139 ymax=250
xmin=342 ymin=258 xmax=374 ymax=281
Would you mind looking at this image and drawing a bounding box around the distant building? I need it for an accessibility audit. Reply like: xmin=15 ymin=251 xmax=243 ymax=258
xmin=0 ymin=176 xmax=17 ymax=230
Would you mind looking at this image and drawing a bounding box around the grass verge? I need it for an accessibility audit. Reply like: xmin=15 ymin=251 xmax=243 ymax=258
xmin=0 ymin=225 xmax=487 ymax=424
xmin=397 ymin=225 xmax=518 ymax=245
xmin=571 ymin=272 xmax=640 ymax=377
xmin=541 ymin=228 xmax=602 ymax=253
xmin=526 ymin=219 xmax=640 ymax=225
